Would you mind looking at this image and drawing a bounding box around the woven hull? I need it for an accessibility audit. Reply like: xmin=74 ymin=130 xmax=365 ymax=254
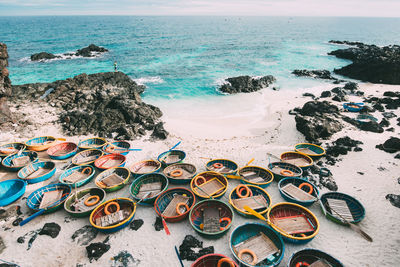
xmin=27 ymin=183 xmax=71 ymax=214
xmin=230 ymin=223 xmax=285 ymax=267
xmin=59 ymin=165 xmax=95 ymax=187
xmin=238 ymin=166 xmax=274 ymax=188
xmin=71 ymin=149 xmax=103 ymax=166
xmin=229 ymin=185 xmax=271 ymax=218
xmin=157 ymin=149 xmax=186 ymax=166
xmin=278 ymin=178 xmax=319 ymax=207
xmin=78 ymin=137 xmax=107 ymax=150
xmin=47 ymin=142 xmax=78 ymax=160
xmin=190 ymin=171 xmax=228 ymax=200
xmin=294 ymin=143 xmax=326 ymax=159
xmin=267 ymin=162 xmax=302 ymax=182
xmin=288 ymin=249 xmax=344 ymax=267
xmin=280 ymin=152 xmax=313 ymax=170
xmin=94 ymin=153 xmax=126 ymax=170
xmin=25 ymin=136 xmax=58 ymax=151
xmin=163 ymin=163 xmax=196 ymax=184
xmin=95 ymin=167 xmax=130 ymax=192
xmin=18 ymin=161 xmax=56 ymax=184
xmin=130 ymin=173 xmax=169 ymax=205
xmin=64 ymin=187 xmax=106 ymax=217
xmin=154 ymin=187 xmax=196 ymax=223
xmin=0 ymin=142 xmax=26 ymax=158
xmin=0 ymin=179 xmax=26 ymax=206
xmin=191 ymin=254 xmax=238 ymax=267
xmin=130 ymin=160 xmax=161 ymax=179
xmin=205 ymin=158 xmax=238 ymax=176
xmin=2 ymin=151 xmax=38 ymax=172
xmin=103 ymin=141 xmax=131 ymax=155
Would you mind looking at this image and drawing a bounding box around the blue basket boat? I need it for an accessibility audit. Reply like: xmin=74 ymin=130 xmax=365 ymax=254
xmin=47 ymin=142 xmax=78 ymax=160
xmin=189 ymin=199 xmax=234 ymax=239
xmin=356 ymin=114 xmax=378 ymax=124
xmin=2 ymin=151 xmax=38 ymax=172
xmin=205 ymin=159 xmax=238 ymax=176
xmin=294 ymin=143 xmax=326 ymax=159
xmin=230 ymin=223 xmax=285 ymax=267
xmin=278 ymin=178 xmax=319 ymax=207
xmin=0 ymin=179 xmax=26 ymax=206
xmin=78 ymin=137 xmax=107 ymax=150
xmin=17 ymin=161 xmax=56 ymax=184
xmin=0 ymin=142 xmax=26 ymax=158
xmin=267 ymin=202 xmax=319 ymax=244
xmin=229 ymin=184 xmax=271 ymax=218
xmin=89 ymin=198 xmax=136 ymax=233
xmin=267 ymin=162 xmax=303 ymax=182
xmin=157 ymin=149 xmax=186 ymax=166
xmin=320 ymin=192 xmax=365 ymax=225
xmin=71 ymin=149 xmax=103 ymax=166
xmin=288 ymin=248 xmax=344 ymax=267
xmin=154 ymin=187 xmax=196 ymax=223
xmin=130 ymin=173 xmax=168 ymax=205
xmin=280 ymin=152 xmax=313 ymax=170
xmin=163 ymin=163 xmax=197 ymax=184
xmin=27 ymin=183 xmax=71 ymax=214
xmin=343 ymin=102 xmax=364 ymax=112
xmin=25 ymin=136 xmax=65 ymax=152
xmin=237 ymin=166 xmax=274 ymax=188
xmin=59 ymin=165 xmax=95 ymax=187
xmin=103 ymin=141 xmax=131 ymax=155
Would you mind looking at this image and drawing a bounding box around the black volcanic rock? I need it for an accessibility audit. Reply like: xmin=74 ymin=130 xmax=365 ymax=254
xmin=329 ymin=40 xmax=365 ymax=47
xmin=328 ymin=42 xmax=400 ymax=84
xmin=292 ymin=69 xmax=338 ymax=80
xmin=75 ymin=44 xmax=108 ymax=57
xmin=12 ymin=72 xmax=166 ymax=139
xmin=320 ymin=91 xmax=331 ymax=98
xmin=376 ymin=137 xmax=400 ymax=153
xmin=30 ymin=52 xmax=59 ymax=61
xmin=219 ymin=75 xmax=275 ymax=94
xmin=39 ymin=222 xmax=61 ymax=238
xmin=386 ymin=194 xmax=400 ymax=208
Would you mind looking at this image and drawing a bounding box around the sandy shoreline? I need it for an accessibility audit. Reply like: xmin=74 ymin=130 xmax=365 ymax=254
xmin=0 ymin=82 xmax=399 ymax=266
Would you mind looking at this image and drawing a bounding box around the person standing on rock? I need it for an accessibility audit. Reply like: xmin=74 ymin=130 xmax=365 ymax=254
xmin=114 ymin=61 xmax=117 ymax=72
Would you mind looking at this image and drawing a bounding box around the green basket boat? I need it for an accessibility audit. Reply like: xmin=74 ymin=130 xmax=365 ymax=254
xmin=64 ymin=187 xmax=106 ymax=217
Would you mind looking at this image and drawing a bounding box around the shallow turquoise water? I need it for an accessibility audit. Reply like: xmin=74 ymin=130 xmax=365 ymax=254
xmin=1 ymin=16 xmax=400 ymax=100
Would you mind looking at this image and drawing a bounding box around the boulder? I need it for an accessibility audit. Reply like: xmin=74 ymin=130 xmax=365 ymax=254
xmin=30 ymin=52 xmax=59 ymax=61
xmin=219 ymin=75 xmax=275 ymax=94
xmin=320 ymin=91 xmax=331 ymax=98
xmin=75 ymin=44 xmax=108 ymax=57
xmin=328 ymin=42 xmax=400 ymax=84
xmin=292 ymin=69 xmax=338 ymax=80
xmin=376 ymin=137 xmax=400 ymax=153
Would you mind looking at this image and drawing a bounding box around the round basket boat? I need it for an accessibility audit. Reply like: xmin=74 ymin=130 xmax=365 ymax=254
xmin=154 ymin=187 xmax=196 ymax=223
xmin=95 ymin=167 xmax=131 ymax=192
xmin=2 ymin=151 xmax=38 ymax=172
xmin=0 ymin=179 xmax=26 ymax=207
xmin=78 ymin=137 xmax=107 ymax=150
xmin=157 ymin=149 xmax=186 ymax=166
xmin=25 ymin=136 xmax=63 ymax=152
xmin=0 ymin=142 xmax=26 ymax=158
xmin=59 ymin=165 xmax=95 ymax=187
xmin=280 ymin=152 xmax=313 ymax=170
xmin=64 ymin=187 xmax=106 ymax=217
xmin=229 ymin=184 xmax=271 ymax=218
xmin=237 ymin=166 xmax=274 ymax=188
xmin=191 ymin=253 xmax=238 ymax=267
xmin=267 ymin=162 xmax=302 ymax=182
xmin=288 ymin=248 xmax=344 ymax=267
xmin=319 ymin=192 xmax=365 ymax=225
xmin=130 ymin=173 xmax=169 ymax=205
xmin=103 ymin=141 xmax=131 ymax=155
xmin=189 ymin=199 xmax=234 ymax=239
xmin=205 ymin=159 xmax=238 ymax=175
xmin=294 ymin=143 xmax=326 ymax=159
xmin=47 ymin=142 xmax=78 ymax=160
xmin=89 ymin=198 xmax=136 ymax=233
xmin=27 ymin=183 xmax=71 ymax=214
xmin=18 ymin=161 xmax=56 ymax=184
xmin=129 ymin=159 xmax=162 ymax=179
xmin=94 ymin=153 xmax=126 ymax=170
xmin=71 ymin=149 xmax=103 ymax=166
xmin=266 ymin=202 xmax=319 ymax=244
xmin=163 ymin=163 xmax=197 ymax=184
xmin=190 ymin=171 xmax=228 ymax=200
xmin=230 ymin=223 xmax=285 ymax=267
xmin=343 ymin=102 xmax=364 ymax=112
xmin=278 ymin=178 xmax=319 ymax=207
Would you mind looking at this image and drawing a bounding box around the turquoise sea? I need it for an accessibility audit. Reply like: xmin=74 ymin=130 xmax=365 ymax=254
xmin=1 ymin=16 xmax=400 ymax=101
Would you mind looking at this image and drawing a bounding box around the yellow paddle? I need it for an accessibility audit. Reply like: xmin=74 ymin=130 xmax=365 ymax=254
xmin=243 ymin=205 xmax=290 ymax=236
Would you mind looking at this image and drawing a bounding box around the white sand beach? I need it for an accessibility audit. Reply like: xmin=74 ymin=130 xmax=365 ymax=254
xmin=0 ymin=83 xmax=399 ymax=267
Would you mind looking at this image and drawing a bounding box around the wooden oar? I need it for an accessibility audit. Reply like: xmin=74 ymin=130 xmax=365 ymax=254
xmin=175 ymin=245 xmax=184 ymax=267
xmin=161 ymin=141 xmax=181 ymax=161
xmin=325 ymin=202 xmax=373 ymax=242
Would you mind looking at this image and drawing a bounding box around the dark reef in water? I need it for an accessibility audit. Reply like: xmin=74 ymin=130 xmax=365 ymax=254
xmin=12 ymin=71 xmax=168 ymax=140
xmin=30 ymin=44 xmax=108 ymax=61
xmin=328 ymin=41 xmax=400 ymax=84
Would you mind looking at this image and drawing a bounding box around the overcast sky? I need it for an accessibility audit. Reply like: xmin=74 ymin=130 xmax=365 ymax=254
xmin=0 ymin=0 xmax=399 ymax=17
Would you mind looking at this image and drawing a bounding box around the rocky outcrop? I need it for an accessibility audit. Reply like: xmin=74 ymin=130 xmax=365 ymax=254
xmin=219 ymin=75 xmax=275 ymax=94
xmin=0 ymin=43 xmax=13 ymax=125
xmin=30 ymin=52 xmax=59 ymax=61
xmin=294 ymin=101 xmax=343 ymax=142
xmin=30 ymin=44 xmax=108 ymax=61
xmin=12 ymin=72 xmax=167 ymax=140
xmin=292 ymin=69 xmax=342 ymax=81
xmin=328 ymin=41 xmax=400 ymax=84
xmin=329 ymin=40 xmax=365 ymax=47
xmin=376 ymin=137 xmax=400 ymax=153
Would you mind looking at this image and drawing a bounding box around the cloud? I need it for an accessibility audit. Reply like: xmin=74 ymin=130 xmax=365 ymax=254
xmin=0 ymin=0 xmax=399 ymax=16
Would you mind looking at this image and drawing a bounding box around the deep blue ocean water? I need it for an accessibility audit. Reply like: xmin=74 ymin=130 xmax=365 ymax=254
xmin=1 ymin=16 xmax=400 ymax=100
